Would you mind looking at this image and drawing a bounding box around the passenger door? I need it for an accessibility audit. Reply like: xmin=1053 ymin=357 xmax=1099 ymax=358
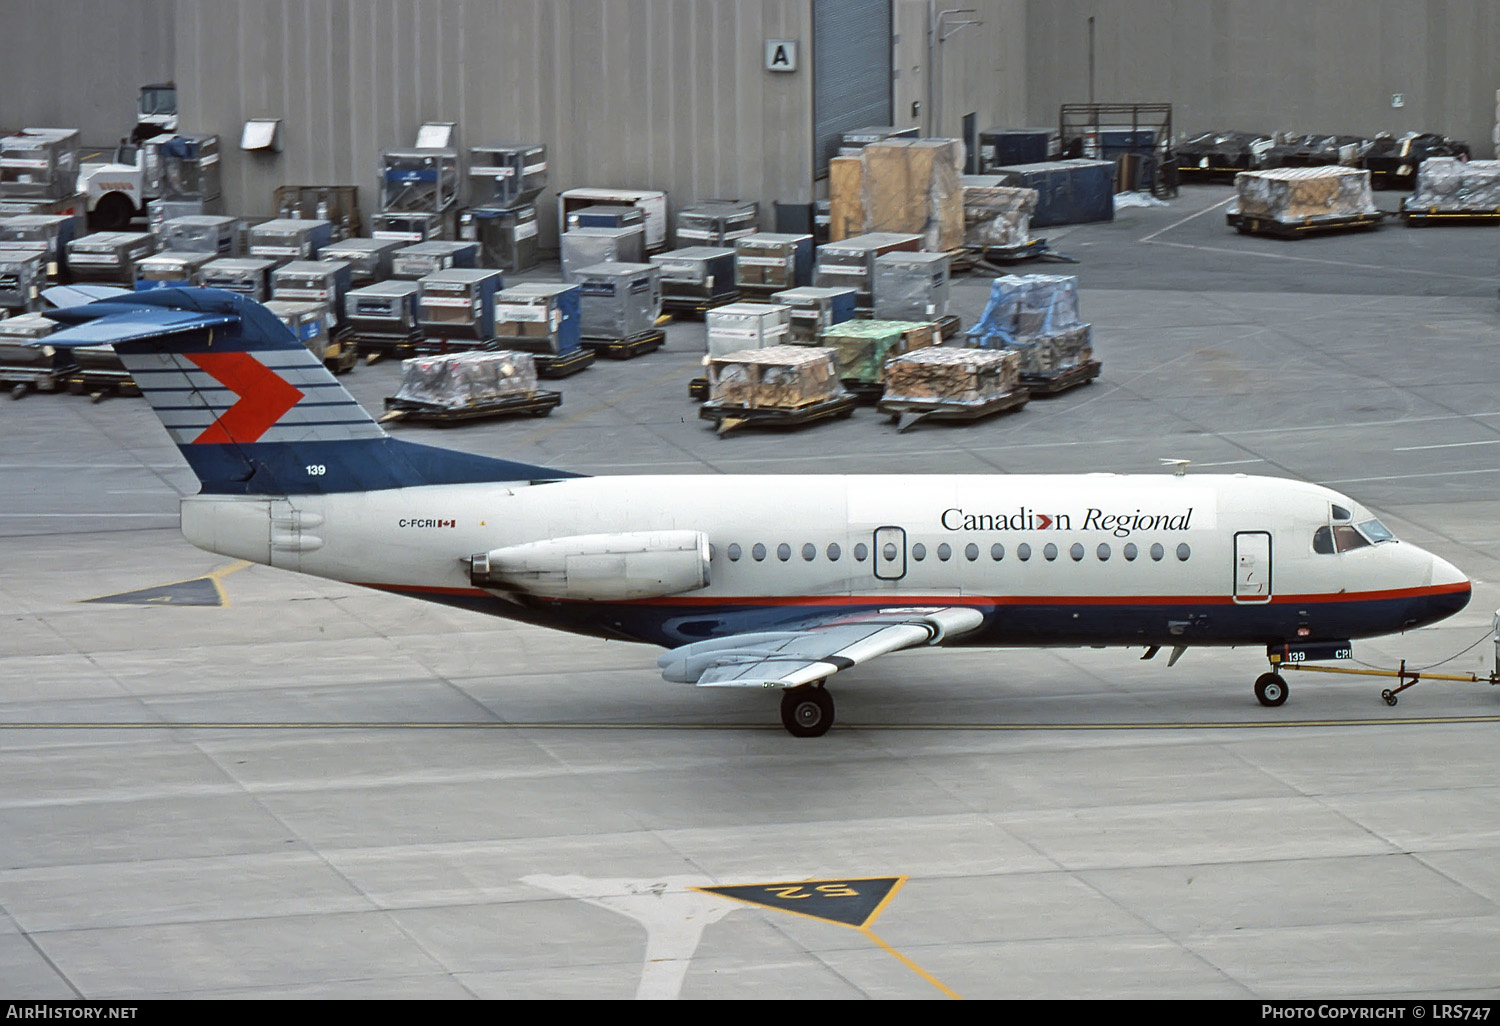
xmin=1233 ymin=531 xmax=1272 ymax=603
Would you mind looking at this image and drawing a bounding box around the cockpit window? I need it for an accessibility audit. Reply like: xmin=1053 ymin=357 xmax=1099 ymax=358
xmin=1331 ymin=504 xmax=1352 ymax=521
xmin=1357 ymin=519 xmax=1395 ymax=544
xmin=1333 ymin=525 xmax=1370 ymax=552
xmin=1313 ymin=527 xmax=1334 ymax=555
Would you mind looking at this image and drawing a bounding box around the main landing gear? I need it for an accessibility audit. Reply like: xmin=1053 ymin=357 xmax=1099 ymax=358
xmin=780 ymin=683 xmax=834 ymax=738
xmin=1254 ymin=671 xmax=1289 ymax=707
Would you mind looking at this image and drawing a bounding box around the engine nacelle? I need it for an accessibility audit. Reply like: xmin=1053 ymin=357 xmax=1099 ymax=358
xmin=471 ymin=530 xmax=711 ymax=601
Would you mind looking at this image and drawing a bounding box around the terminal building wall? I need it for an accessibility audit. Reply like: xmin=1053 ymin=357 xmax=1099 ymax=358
xmin=1024 ymin=0 xmax=1500 ymax=157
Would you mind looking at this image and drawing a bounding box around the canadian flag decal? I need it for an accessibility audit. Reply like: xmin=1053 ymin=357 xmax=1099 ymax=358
xmin=186 ymin=352 xmax=305 ymax=444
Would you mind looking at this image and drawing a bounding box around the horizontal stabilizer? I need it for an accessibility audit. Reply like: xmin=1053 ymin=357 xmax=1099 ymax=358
xmin=42 ymin=284 xmax=133 ymax=308
xmin=30 ymin=309 xmax=239 ymax=348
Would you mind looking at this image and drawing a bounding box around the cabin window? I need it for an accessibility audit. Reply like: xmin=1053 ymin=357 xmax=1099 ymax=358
xmin=991 ymin=543 xmax=1004 ymax=561
xmin=1069 ymin=543 xmax=1084 ymax=561
xmin=1150 ymin=543 xmax=1165 ymax=561
xmin=752 ymin=543 xmax=767 ymax=561
xmin=827 ymin=542 xmax=841 ymax=561
xmin=1097 ymin=543 xmax=1111 ymax=561
xmin=854 ymin=543 xmax=868 ymax=561
xmin=965 ymin=543 xmax=979 ymax=561
xmin=1017 ymin=543 xmax=1032 ymax=561
xmin=802 ymin=543 xmax=816 ymax=561
xmin=1176 ymin=543 xmax=1191 ymax=561
xmin=937 ymin=543 xmax=952 ymax=561
xmin=882 ymin=543 xmax=898 ymax=561
xmin=1313 ymin=527 xmax=1334 ymax=555
xmin=777 ymin=543 xmax=791 ymax=561
xmin=1043 ymin=543 xmax=1058 ymax=561
xmin=727 ymin=543 xmax=742 ymax=561
xmin=912 ymin=543 xmax=927 ymax=561
xmin=1123 ymin=543 xmax=1137 ymax=561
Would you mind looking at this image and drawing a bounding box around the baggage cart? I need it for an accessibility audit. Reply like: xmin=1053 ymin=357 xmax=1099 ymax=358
xmin=1227 ymin=211 xmax=1384 ymax=238
xmin=346 ymin=279 xmax=423 ymax=361
xmin=653 ymin=246 xmax=738 ymax=314
xmin=0 ymin=312 xmax=71 ymax=397
xmin=576 ymin=262 xmax=663 ymax=350
xmin=492 ymin=282 xmax=595 ymax=378
xmin=66 ymin=344 xmax=137 ymax=401
xmin=418 ymin=268 xmax=503 ymax=349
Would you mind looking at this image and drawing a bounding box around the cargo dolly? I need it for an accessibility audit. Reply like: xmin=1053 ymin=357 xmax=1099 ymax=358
xmin=688 ymin=376 xmax=710 ymax=402
xmin=532 ymin=348 xmax=597 ymax=379
xmin=698 ymin=393 xmax=857 ymax=436
xmin=66 ymin=369 xmax=139 ymax=402
xmin=660 ymin=294 xmax=738 ymax=319
xmin=1021 ymin=358 xmax=1101 ymax=396
xmin=877 ymin=388 xmax=1030 ymax=433
xmin=2 ymin=355 xmax=76 ymax=399
xmin=354 ymin=332 xmax=423 ymax=364
xmin=1397 ymin=198 xmax=1500 ymax=226
xmin=580 ymin=328 xmax=665 ymax=360
xmin=380 ymin=389 xmax=562 ymax=425
xmin=1227 ymin=211 xmax=1385 ymax=238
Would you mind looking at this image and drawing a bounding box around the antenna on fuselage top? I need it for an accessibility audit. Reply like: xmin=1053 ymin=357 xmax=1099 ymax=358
xmin=1159 ymin=458 xmax=1190 ymax=477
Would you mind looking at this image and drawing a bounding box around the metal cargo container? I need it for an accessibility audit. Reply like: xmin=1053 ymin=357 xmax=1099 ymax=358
xmin=705 ymin=302 xmax=791 ymax=358
xmin=134 ymin=250 xmax=215 ymax=290
xmin=674 ymin=200 xmax=759 ymax=247
xmin=380 ymin=148 xmax=461 ymax=215
xmin=559 ymin=226 xmax=647 ymax=282
xmin=838 ymin=125 xmax=918 ymax=156
xmin=198 ymin=257 xmax=277 ymax=301
xmin=370 ymin=210 xmax=447 ymax=244
xmin=65 ymin=231 xmax=156 ymax=284
xmin=392 ymin=241 xmax=480 ymax=280
xmin=557 ymin=189 xmax=669 ymax=253
xmin=468 ymin=143 xmax=547 ymax=209
xmin=771 ymin=286 xmax=859 ymax=343
xmin=567 ymin=204 xmax=644 ymax=231
xmin=0 ymin=129 xmax=79 ymax=200
xmin=813 ymin=232 xmax=922 ymax=307
xmin=734 ymin=233 xmax=814 ymax=293
xmin=159 ymin=214 xmax=240 ymax=257
xmin=0 ymin=246 xmax=45 ymax=311
xmin=318 ymin=237 xmax=401 ymax=288
xmin=0 ymin=311 xmax=70 ymax=396
xmin=0 ymin=214 xmax=77 ymax=279
xmin=262 ymin=299 xmax=331 ymax=360
xmin=977 ymin=127 xmax=1062 ymax=171
xmin=575 ymin=262 xmax=661 ymax=340
xmin=418 ymin=268 xmax=504 ymax=342
xmin=459 ymin=206 xmax=539 ymax=272
xmin=345 ymin=279 xmax=421 ymax=338
xmin=272 ymin=260 xmax=353 ymax=330
xmin=873 ymin=250 xmax=951 ymax=322
xmin=248 ymin=218 xmax=333 ymax=264
xmin=651 ymin=247 xmax=737 ymax=305
xmin=494 ymin=282 xmax=583 ymax=357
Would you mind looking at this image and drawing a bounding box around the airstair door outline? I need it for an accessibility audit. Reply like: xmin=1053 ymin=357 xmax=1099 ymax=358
xmin=873 ymin=526 xmax=906 ymax=581
xmin=1234 ymin=531 xmax=1272 ymax=604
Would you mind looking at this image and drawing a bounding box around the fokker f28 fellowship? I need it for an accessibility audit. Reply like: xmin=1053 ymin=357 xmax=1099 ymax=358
xmin=38 ymin=288 xmax=1472 ymax=736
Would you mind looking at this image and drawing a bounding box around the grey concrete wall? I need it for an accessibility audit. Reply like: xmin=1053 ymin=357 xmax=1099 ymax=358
xmin=174 ymin=0 xmax=813 ymax=238
xmin=0 ymin=0 xmax=176 ymax=151
xmin=891 ymin=1 xmax=1028 ymax=147
xmin=1025 ymin=0 xmax=1500 ymax=156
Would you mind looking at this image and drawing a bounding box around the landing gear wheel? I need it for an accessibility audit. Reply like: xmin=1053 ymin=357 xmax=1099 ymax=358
xmin=780 ymin=684 xmax=834 ymax=738
xmin=1382 ymin=689 xmax=1398 ymax=707
xmin=1255 ymin=672 xmax=1288 ymax=707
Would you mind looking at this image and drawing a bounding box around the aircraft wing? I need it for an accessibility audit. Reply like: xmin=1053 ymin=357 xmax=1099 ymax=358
xmin=31 ymin=309 xmax=239 ymax=348
xmin=658 ymin=606 xmax=985 ymax=689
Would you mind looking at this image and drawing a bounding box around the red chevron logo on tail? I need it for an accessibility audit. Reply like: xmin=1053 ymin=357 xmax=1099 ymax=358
xmin=186 ymin=352 xmax=305 ymax=444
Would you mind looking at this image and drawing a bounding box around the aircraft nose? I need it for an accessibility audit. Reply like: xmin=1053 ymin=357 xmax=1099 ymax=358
xmin=1425 ymin=553 xmax=1471 ymax=621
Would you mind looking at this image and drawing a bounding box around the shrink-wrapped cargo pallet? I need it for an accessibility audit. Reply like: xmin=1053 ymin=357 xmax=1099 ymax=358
xmin=1232 ymin=166 xmax=1377 ymax=222
xmin=708 ymin=345 xmax=842 ymax=409
xmin=965 ymin=274 xmax=1098 ymax=390
xmin=883 ymin=347 xmax=1021 ymax=404
xmin=961 ymin=181 xmax=1038 ymax=249
xmin=860 ymin=138 xmax=965 ymax=252
xmin=393 ymin=350 xmax=538 ymax=410
xmin=1408 ymin=158 xmax=1500 ymax=211
xmin=818 ymin=319 xmax=934 ymax=388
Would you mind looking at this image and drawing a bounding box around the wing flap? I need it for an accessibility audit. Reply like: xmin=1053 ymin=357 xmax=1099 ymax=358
xmin=660 ymin=606 xmax=984 ymax=689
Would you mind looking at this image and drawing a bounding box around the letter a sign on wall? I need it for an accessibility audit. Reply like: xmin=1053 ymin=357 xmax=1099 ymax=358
xmin=765 ymin=39 xmax=798 ymax=72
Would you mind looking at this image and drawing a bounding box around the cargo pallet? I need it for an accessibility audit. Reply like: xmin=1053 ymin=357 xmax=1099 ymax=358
xmin=1227 ymin=211 xmax=1384 ymax=238
xmin=2 ymin=368 xmax=71 ymax=399
xmin=660 ymin=294 xmax=739 ymax=318
xmin=699 ymin=393 xmax=857 ymax=436
xmin=840 ymin=380 xmax=887 ymax=405
xmin=66 ymin=373 xmax=139 ymax=402
xmin=970 ymin=238 xmax=1052 ymax=264
xmin=1398 ymin=198 xmax=1500 ymax=226
xmin=1021 ymin=359 xmax=1101 ymax=396
xmin=534 ymin=349 xmax=597 ymax=379
xmin=877 ymin=388 xmax=1030 ymax=433
xmin=380 ymin=390 xmax=562 ymax=425
xmin=354 ymin=332 xmax=422 ymax=364
xmin=935 ymin=313 xmax=962 ymax=340
xmin=580 ymin=328 xmax=665 ymax=360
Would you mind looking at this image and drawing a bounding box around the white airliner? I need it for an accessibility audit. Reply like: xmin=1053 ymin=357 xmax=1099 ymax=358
xmin=38 ymin=287 xmax=1471 ymax=735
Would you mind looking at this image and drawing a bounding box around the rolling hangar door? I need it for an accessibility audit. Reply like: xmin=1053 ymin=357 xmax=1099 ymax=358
xmin=812 ymin=0 xmax=894 ymax=175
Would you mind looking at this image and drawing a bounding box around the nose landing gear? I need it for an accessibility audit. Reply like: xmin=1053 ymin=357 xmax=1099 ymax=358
xmin=1254 ymin=672 xmax=1289 ymax=707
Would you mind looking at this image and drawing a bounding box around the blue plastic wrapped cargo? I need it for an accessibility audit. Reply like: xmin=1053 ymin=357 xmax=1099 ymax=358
xmin=992 ymin=159 xmax=1115 ymax=227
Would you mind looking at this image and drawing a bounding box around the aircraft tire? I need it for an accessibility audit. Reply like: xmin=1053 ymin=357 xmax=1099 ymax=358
xmin=1254 ymin=672 xmax=1288 ymax=707
xmin=781 ymin=684 xmax=834 ymax=738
